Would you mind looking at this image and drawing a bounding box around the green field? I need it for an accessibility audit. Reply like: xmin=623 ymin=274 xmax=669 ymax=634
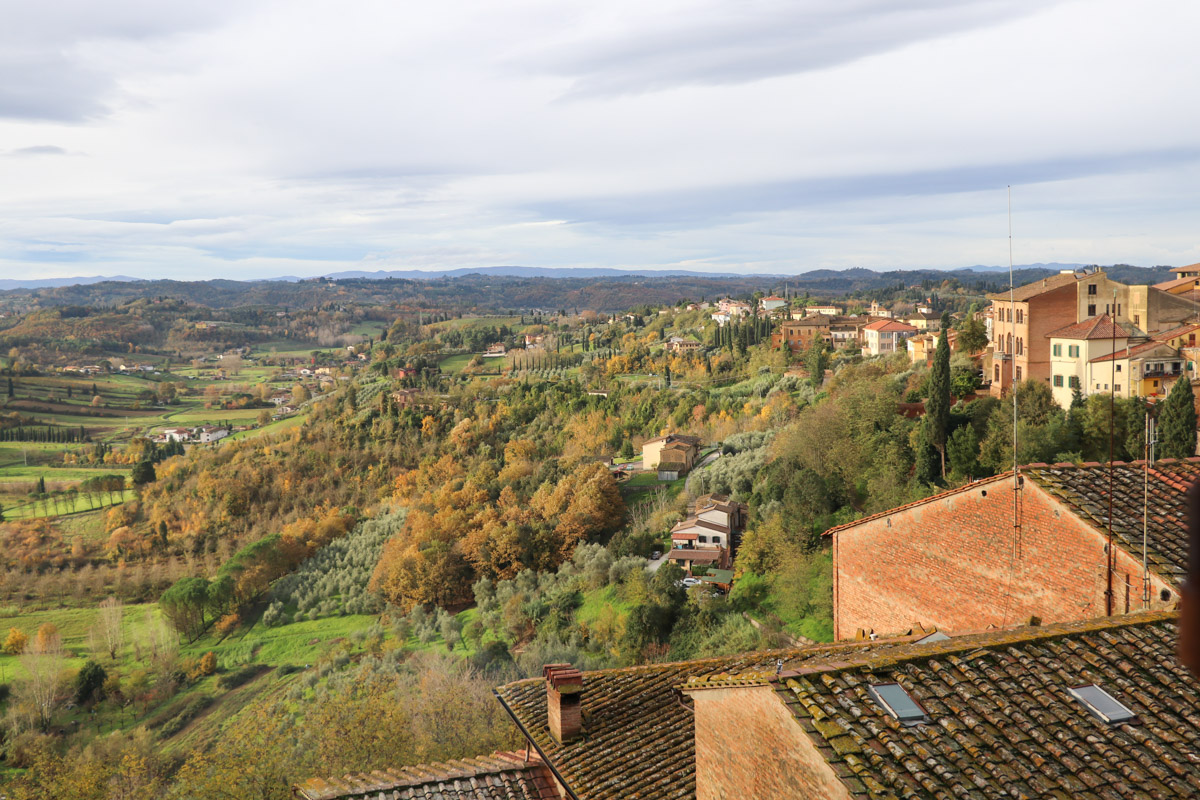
xmin=166 ymin=407 xmax=264 ymax=424
xmin=438 ymin=353 xmax=476 ymax=373
xmin=427 ymin=316 xmax=522 ymax=331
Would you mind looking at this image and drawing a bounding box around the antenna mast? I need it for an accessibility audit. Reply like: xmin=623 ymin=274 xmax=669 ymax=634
xmin=1143 ymin=413 xmax=1156 ymax=607
xmin=1009 ymin=186 xmax=1020 ymax=510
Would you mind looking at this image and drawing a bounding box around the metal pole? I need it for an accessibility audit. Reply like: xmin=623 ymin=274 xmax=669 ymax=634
xmin=1009 ymin=186 xmax=1018 ymax=497
xmin=1143 ymin=413 xmax=1152 ymax=607
xmin=1107 ymin=292 xmax=1116 ymax=616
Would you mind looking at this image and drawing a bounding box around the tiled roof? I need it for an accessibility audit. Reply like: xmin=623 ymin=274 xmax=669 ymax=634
xmin=1154 ymin=321 xmax=1200 ymax=342
xmin=1025 ymin=460 xmax=1200 ymax=585
xmin=824 ymin=461 xmax=1199 ymax=586
xmin=1045 ymin=314 xmax=1127 ymax=340
xmin=863 ymin=319 xmax=918 ymax=333
xmin=772 ymin=612 xmax=1200 ymax=799
xmin=987 ymin=271 xmax=1087 ymax=301
xmin=294 ymin=752 xmax=557 ymax=800
xmin=1153 ymin=275 xmax=1200 ymax=291
xmin=1089 ymin=340 xmax=1180 ymax=362
xmin=494 ymin=640 xmax=923 ymax=800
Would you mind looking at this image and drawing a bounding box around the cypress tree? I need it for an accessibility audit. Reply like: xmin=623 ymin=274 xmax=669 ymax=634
xmin=6 ymin=377 xmax=12 ymax=397
xmin=925 ymin=312 xmax=953 ymax=476
xmin=1159 ymin=376 xmax=1197 ymax=459
xmin=806 ymin=338 xmax=829 ymax=387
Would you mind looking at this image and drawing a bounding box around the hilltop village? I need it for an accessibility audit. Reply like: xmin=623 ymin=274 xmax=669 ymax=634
xmin=0 ymin=266 xmax=1199 ymax=798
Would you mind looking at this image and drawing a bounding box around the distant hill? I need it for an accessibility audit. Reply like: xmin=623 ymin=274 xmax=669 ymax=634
xmin=0 ymin=264 xmax=1178 ymax=312
xmin=0 ymin=275 xmax=139 ymax=290
xmin=0 ymin=262 xmax=1154 ymax=289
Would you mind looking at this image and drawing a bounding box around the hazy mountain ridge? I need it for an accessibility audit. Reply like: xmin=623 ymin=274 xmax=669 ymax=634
xmin=0 ymin=264 xmax=1176 ymax=312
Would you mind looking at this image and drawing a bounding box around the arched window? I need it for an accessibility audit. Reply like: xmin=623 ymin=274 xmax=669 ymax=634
xmin=1007 ymin=333 xmax=1013 ymax=353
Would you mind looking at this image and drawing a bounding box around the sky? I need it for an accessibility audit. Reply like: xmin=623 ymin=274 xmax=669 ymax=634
xmin=2 ymin=0 xmax=1199 ymax=281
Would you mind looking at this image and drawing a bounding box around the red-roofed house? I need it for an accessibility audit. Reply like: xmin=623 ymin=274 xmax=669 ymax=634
xmin=1046 ymin=314 xmax=1130 ymax=406
xmin=862 ymin=319 xmax=918 ymax=356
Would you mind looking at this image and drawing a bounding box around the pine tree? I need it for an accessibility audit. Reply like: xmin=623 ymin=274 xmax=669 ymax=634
xmin=1159 ymin=376 xmax=1197 ymax=459
xmin=925 ymin=313 xmax=952 ymax=476
xmin=6 ymin=377 xmax=12 ymax=397
xmin=35 ymin=475 xmax=45 ymax=494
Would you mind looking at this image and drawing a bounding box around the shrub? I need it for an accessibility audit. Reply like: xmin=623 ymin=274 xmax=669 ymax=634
xmin=217 ymin=665 xmax=262 ymax=691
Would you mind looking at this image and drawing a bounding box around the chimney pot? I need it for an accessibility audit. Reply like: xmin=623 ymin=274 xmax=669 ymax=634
xmin=544 ymin=664 xmax=584 ymax=744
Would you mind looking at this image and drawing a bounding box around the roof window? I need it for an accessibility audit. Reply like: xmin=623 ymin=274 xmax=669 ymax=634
xmin=1069 ymin=685 xmax=1137 ymax=724
xmin=868 ymin=683 xmax=928 ymax=726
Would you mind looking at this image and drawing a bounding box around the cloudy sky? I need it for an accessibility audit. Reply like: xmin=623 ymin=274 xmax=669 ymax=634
xmin=2 ymin=0 xmax=1198 ymax=280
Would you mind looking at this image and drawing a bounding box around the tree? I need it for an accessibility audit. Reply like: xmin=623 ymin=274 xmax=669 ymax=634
xmin=131 ymin=460 xmax=157 ymax=486
xmin=35 ymin=475 xmax=46 ymax=494
xmin=806 ymin=338 xmax=829 ymax=387
xmin=956 ymin=315 xmax=988 ymax=354
xmin=925 ymin=313 xmax=952 ymax=476
xmin=292 ymin=383 xmax=311 ymax=404
xmin=74 ymin=659 xmax=107 ymax=705
xmin=1160 ymin=377 xmax=1198 ymax=459
xmin=3 ymin=626 xmax=28 ymax=654
xmin=620 ymin=439 xmax=634 ymax=460
xmin=160 ymin=576 xmax=212 ymax=641
xmin=20 ymin=625 xmax=66 ymax=730
xmin=99 ymin=596 xmax=124 ymax=660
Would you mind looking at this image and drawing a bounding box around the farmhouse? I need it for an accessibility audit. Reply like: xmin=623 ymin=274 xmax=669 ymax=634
xmin=664 ymin=336 xmax=703 ymax=354
xmin=665 ymin=494 xmax=746 ymax=574
xmin=195 ymin=425 xmax=230 ymax=444
xmin=640 ymin=433 xmax=701 ymax=472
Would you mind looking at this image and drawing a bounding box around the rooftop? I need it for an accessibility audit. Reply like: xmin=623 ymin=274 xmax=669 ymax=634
xmin=294 ymin=751 xmax=557 ymax=800
xmin=1046 ymin=314 xmax=1128 ymax=340
xmin=1025 ymin=460 xmax=1198 ymax=585
xmin=1153 ymin=275 xmax=1200 ymax=292
xmin=494 ymin=639 xmax=925 ymax=799
xmin=821 ymin=460 xmax=1198 ymax=587
xmin=768 ymin=611 xmax=1197 ymax=799
xmin=988 ymin=270 xmax=1092 ymax=302
xmin=1090 ymin=339 xmax=1181 ymax=362
xmin=863 ymin=319 xmax=918 ymax=333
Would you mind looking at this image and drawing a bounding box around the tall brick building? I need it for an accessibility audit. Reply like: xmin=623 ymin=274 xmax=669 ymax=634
xmin=827 ymin=460 xmax=1191 ymax=640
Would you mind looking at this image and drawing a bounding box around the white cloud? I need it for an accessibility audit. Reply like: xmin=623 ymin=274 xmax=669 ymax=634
xmin=0 ymin=0 xmax=1197 ymax=281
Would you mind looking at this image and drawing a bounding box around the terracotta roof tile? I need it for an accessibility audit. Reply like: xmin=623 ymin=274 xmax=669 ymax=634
xmin=1045 ymin=314 xmax=1128 ymax=340
xmin=863 ymin=319 xmax=918 ymax=333
xmin=295 ymin=752 xmax=557 ymax=800
xmin=1153 ymin=275 xmax=1200 ymax=291
xmin=1024 ymin=460 xmax=1200 ymax=585
xmin=773 ymin=612 xmax=1200 ymax=799
xmin=987 ymin=271 xmax=1088 ymax=301
xmin=494 ymin=640 xmax=924 ymax=799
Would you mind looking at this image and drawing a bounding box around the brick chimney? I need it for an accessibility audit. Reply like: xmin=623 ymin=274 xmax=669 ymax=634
xmin=543 ymin=663 xmax=584 ymax=744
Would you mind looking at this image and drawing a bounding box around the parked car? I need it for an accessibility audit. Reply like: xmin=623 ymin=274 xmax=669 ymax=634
xmin=651 ymin=550 xmax=662 ymax=560
xmin=681 ymin=577 xmax=703 ymax=587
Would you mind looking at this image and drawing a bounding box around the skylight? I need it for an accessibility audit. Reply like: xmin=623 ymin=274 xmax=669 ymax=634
xmin=1069 ymin=685 xmax=1137 ymax=724
xmin=868 ymin=683 xmax=928 ymax=725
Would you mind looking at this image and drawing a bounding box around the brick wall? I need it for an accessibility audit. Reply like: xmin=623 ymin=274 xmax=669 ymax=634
xmin=832 ymin=478 xmax=1176 ymax=639
xmin=689 ymin=685 xmax=851 ymax=800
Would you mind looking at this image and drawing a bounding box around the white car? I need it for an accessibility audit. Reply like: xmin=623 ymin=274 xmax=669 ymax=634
xmin=681 ymin=577 xmax=703 ymax=587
